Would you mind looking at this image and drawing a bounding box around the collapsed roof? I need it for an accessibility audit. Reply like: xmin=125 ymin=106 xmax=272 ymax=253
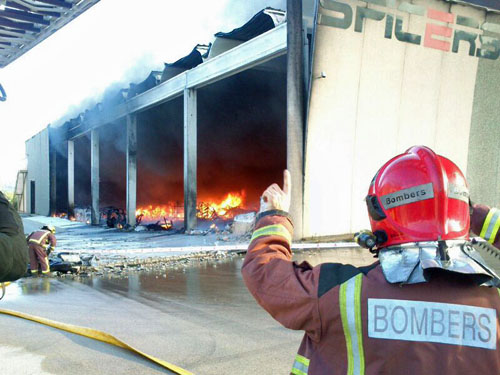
xmin=214 ymin=7 xmax=285 ymax=41
xmin=161 ymin=44 xmax=210 ymax=83
xmin=57 ymin=7 xmax=286 ymax=133
xmin=0 ymin=0 xmax=100 ymax=69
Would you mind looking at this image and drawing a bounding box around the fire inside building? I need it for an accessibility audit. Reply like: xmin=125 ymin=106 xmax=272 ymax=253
xmin=24 ymin=0 xmax=500 ymax=239
xmin=26 ymin=7 xmax=289 ymax=231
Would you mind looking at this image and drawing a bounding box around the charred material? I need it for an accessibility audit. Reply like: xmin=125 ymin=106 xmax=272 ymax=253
xmin=105 ymin=207 xmax=127 ymax=228
xmin=145 ymin=217 xmax=174 ymax=232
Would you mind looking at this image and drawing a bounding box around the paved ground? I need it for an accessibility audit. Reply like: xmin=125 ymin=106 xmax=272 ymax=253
xmin=0 ymin=249 xmax=375 ymax=375
xmin=22 ymin=215 xmax=245 ymax=255
xmin=6 ymin=216 xmax=498 ymax=374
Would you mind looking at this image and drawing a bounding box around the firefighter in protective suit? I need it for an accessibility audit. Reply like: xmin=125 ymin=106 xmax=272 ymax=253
xmin=242 ymin=146 xmax=500 ymax=375
xmin=27 ymin=225 xmax=56 ymax=276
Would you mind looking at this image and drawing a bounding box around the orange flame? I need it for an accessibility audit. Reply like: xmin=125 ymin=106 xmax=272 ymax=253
xmin=52 ymin=212 xmax=68 ymax=219
xmin=135 ymin=191 xmax=245 ymax=222
xmin=136 ymin=204 xmax=184 ymax=221
xmin=197 ymin=192 xmax=245 ymax=220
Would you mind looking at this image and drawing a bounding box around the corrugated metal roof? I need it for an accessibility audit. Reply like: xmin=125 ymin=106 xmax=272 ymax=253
xmin=0 ymin=0 xmax=100 ymax=68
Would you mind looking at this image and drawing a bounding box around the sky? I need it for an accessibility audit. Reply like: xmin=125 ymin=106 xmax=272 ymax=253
xmin=0 ymin=0 xmax=286 ymax=191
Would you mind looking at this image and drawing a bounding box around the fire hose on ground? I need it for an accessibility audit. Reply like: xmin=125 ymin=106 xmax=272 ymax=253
xmin=0 ymin=295 xmax=193 ymax=375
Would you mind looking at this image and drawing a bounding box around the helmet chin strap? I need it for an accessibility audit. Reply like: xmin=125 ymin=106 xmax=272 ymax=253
xmin=437 ymin=237 xmax=451 ymax=262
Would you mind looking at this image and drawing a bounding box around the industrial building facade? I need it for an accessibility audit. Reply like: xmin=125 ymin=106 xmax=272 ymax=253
xmin=25 ymin=1 xmax=500 ymax=239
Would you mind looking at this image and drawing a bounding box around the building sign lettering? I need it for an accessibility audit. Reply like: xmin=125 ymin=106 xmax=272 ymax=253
xmin=318 ymin=0 xmax=500 ymax=60
xmin=368 ymin=298 xmax=497 ymax=349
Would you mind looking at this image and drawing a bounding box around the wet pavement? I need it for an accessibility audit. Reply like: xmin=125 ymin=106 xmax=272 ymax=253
xmin=0 ymin=249 xmax=375 ymax=375
xmin=3 ymin=235 xmax=498 ymax=374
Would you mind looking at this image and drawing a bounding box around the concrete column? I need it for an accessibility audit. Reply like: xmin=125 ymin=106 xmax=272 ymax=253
xmin=287 ymin=0 xmax=305 ymax=240
xmin=91 ymin=129 xmax=100 ymax=225
xmin=67 ymin=140 xmax=75 ymax=217
xmin=126 ymin=115 xmax=137 ymax=227
xmin=184 ymin=88 xmax=197 ymax=231
xmin=49 ymin=146 xmax=57 ymax=215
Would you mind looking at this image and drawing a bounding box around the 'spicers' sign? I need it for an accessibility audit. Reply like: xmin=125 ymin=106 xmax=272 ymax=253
xmin=319 ymin=0 xmax=500 ymax=60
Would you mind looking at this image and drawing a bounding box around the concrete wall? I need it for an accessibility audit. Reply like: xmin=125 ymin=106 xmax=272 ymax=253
xmin=304 ymin=0 xmax=486 ymax=237
xmin=466 ymin=13 xmax=500 ymax=208
xmin=26 ymin=127 xmax=50 ymax=216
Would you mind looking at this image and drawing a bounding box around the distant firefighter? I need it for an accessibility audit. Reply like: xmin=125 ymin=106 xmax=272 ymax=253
xmin=27 ymin=225 xmax=56 ymax=276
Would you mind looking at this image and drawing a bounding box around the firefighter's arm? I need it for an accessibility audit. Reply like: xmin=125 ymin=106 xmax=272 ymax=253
xmin=0 ymin=192 xmax=29 ymax=282
xmin=471 ymin=204 xmax=500 ymax=249
xmin=241 ymin=171 xmax=321 ymax=341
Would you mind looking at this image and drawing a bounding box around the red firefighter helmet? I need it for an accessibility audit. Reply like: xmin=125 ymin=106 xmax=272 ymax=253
xmin=366 ymin=146 xmax=470 ymax=248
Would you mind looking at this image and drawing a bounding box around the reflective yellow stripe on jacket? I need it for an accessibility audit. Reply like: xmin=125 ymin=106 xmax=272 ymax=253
xmin=480 ymin=208 xmax=500 ymax=244
xmin=340 ymin=273 xmax=365 ymax=375
xmin=291 ymin=354 xmax=310 ymax=375
xmin=28 ymin=231 xmax=50 ymax=247
xmin=250 ymin=224 xmax=291 ymax=246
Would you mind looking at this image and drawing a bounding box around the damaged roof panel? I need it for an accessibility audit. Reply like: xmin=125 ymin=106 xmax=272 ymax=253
xmin=208 ymin=7 xmax=285 ymax=59
xmin=161 ymin=44 xmax=210 ymax=82
xmin=214 ymin=7 xmax=285 ymax=42
xmin=58 ymin=8 xmax=287 ymax=136
xmin=128 ymin=71 xmax=162 ymax=99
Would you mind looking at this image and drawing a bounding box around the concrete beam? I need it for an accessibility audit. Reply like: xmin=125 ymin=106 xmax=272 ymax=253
xmin=67 ymin=140 xmax=75 ymax=217
xmin=184 ymin=88 xmax=197 ymax=232
xmin=287 ymin=0 xmax=305 ymax=240
xmin=91 ymin=129 xmax=100 ymax=225
xmin=126 ymin=114 xmax=137 ymax=227
xmin=186 ymin=23 xmax=287 ymax=89
xmin=68 ymin=24 xmax=287 ymax=139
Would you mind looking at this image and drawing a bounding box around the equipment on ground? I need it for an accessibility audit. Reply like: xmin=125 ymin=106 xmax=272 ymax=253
xmin=0 ymin=306 xmax=192 ymax=374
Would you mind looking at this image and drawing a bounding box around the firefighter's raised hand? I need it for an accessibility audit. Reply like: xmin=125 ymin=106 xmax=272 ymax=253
xmin=259 ymin=170 xmax=291 ymax=213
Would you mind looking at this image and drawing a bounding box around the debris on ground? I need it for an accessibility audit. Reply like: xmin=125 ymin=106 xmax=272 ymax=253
xmin=232 ymin=212 xmax=256 ymax=236
xmin=47 ymin=250 xmax=239 ymax=279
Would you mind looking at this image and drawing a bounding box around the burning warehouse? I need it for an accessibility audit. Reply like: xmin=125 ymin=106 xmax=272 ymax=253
xmin=24 ymin=0 xmax=500 ymax=239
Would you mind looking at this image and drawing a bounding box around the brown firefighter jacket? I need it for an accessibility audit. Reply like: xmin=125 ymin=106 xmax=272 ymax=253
xmin=471 ymin=204 xmax=500 ymax=249
xmin=27 ymin=230 xmax=56 ymax=253
xmin=242 ymin=211 xmax=500 ymax=375
xmin=0 ymin=191 xmax=28 ymax=282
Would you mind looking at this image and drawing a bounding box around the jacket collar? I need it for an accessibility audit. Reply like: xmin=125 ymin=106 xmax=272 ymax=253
xmin=378 ymin=240 xmax=500 ymax=286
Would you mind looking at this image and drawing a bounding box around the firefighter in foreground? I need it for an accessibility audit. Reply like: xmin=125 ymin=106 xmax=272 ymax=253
xmin=242 ymin=146 xmax=500 ymax=375
xmin=27 ymin=225 xmax=57 ymax=276
xmin=0 ymin=191 xmax=28 ymax=283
